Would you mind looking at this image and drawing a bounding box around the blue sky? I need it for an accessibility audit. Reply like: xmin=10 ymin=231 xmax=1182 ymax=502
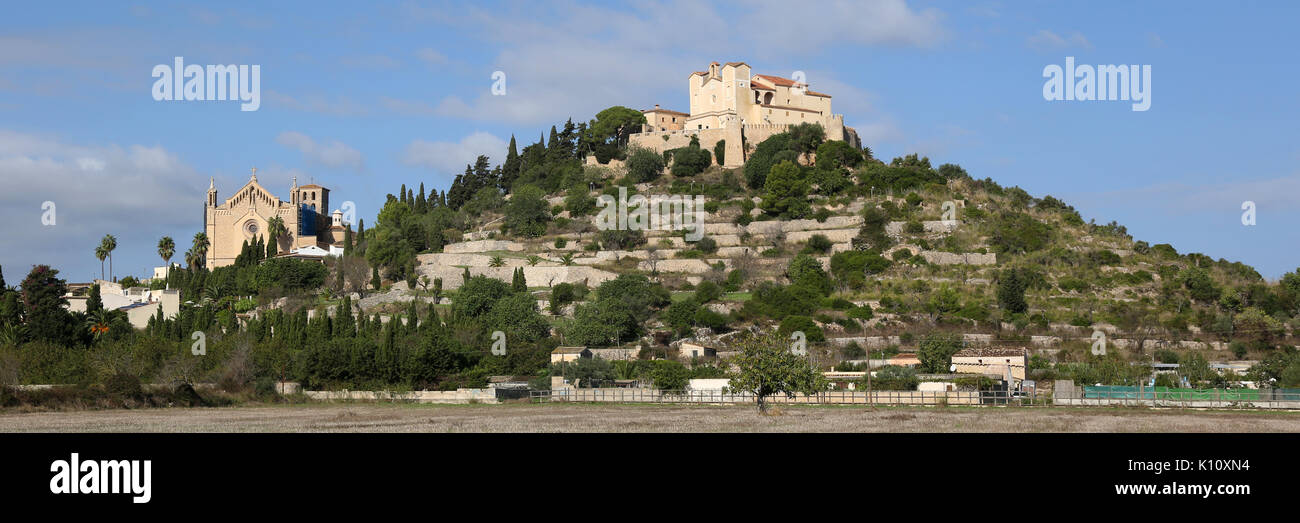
xmin=2 ymin=0 xmax=1298 ymax=283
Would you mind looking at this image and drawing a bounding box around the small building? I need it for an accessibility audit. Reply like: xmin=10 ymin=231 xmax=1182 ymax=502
xmin=642 ymin=104 xmax=689 ymax=132
xmin=550 ymin=346 xmax=592 ymax=364
xmin=678 ymin=341 xmax=717 ymax=360
xmin=589 ymin=346 xmax=641 ymax=361
xmin=823 ymin=371 xmax=866 ymax=390
xmin=687 ymin=378 xmax=730 ymax=392
xmin=951 ymin=347 xmax=1028 ymax=381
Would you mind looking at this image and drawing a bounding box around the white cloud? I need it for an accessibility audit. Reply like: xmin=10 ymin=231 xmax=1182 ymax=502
xmin=1027 ymin=29 xmax=1092 ymax=51
xmin=402 ymin=132 xmax=508 ymax=175
xmin=736 ymin=0 xmax=946 ymax=52
xmin=415 ymin=48 xmax=449 ymax=65
xmin=0 ymin=129 xmax=208 ymax=281
xmin=339 ymin=54 xmax=401 ymax=70
xmin=396 ymin=0 xmax=939 ymax=126
xmin=265 ymin=90 xmax=370 ymax=116
xmin=275 ymin=131 xmax=365 ymax=171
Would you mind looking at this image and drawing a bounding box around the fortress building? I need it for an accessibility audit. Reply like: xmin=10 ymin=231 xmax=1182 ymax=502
xmin=202 ymin=169 xmax=347 ymax=269
xmin=628 ymin=61 xmax=860 ymax=167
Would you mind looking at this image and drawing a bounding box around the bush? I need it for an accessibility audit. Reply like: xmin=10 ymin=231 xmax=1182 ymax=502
xmin=803 ymin=234 xmax=833 ymax=254
xmin=670 ymin=146 xmax=712 ymax=177
xmin=626 ymin=146 xmax=666 ymax=183
xmin=778 ymin=315 xmax=825 ymax=342
xmin=694 ymin=280 xmax=721 ymax=303
xmin=104 ymin=371 xmax=143 ymax=398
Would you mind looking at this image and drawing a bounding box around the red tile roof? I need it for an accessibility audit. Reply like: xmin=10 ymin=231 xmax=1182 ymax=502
xmin=755 ymin=74 xmax=800 ymax=87
xmin=806 ymin=90 xmax=831 ymax=98
xmin=645 ymin=108 xmax=689 ymax=116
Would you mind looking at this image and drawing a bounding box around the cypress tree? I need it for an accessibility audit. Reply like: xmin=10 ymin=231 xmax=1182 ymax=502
xmin=400 ymin=184 xmax=408 ymax=205
xmin=86 ymin=284 xmax=103 ymax=314
xmin=463 ymin=267 xmax=471 ymax=285
xmin=503 ymin=135 xmax=520 ymax=191
xmin=0 ymin=265 xmax=5 ymax=289
xmin=356 ymin=219 xmax=366 ymax=255
xmin=371 ymin=266 xmax=381 ymax=290
xmin=416 ymin=182 xmax=427 ymax=213
xmin=512 ymin=267 xmax=527 ymax=293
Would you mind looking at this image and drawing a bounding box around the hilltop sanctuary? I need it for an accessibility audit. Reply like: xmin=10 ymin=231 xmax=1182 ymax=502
xmin=629 ymin=61 xmax=861 ymax=167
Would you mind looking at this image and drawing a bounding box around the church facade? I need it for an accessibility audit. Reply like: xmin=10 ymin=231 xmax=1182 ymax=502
xmin=203 ymin=170 xmax=346 ymax=269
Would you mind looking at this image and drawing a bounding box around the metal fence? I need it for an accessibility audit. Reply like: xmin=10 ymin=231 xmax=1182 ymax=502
xmin=1059 ymin=386 xmax=1300 ymax=409
xmin=530 ymin=388 xmax=1050 ymax=407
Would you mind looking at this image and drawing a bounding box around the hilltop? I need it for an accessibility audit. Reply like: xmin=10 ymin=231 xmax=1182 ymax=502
xmin=349 ymin=108 xmax=1300 ymax=389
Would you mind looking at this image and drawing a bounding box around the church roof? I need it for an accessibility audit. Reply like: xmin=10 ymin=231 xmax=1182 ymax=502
xmin=754 ymin=74 xmax=800 ymax=87
xmin=298 ymin=184 xmax=326 ymax=189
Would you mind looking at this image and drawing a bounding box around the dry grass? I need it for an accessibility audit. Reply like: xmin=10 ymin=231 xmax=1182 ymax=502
xmin=3 ymin=402 xmax=1300 ymax=432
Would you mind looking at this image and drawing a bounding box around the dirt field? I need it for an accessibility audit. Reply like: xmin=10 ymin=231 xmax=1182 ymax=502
xmin=3 ymin=402 xmax=1300 ymax=432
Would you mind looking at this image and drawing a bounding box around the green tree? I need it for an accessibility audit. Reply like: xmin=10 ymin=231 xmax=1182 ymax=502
xmin=625 ymin=146 xmax=666 ymax=183
xmin=512 ymin=267 xmax=528 ymax=293
xmin=650 ymin=360 xmax=690 ymax=391
xmin=94 ymin=244 xmax=108 ymax=280
xmin=99 ymin=234 xmax=118 ymax=281
xmin=85 ymin=284 xmax=103 ymax=314
xmin=918 ymin=333 xmax=963 ymax=373
xmin=587 ymin=106 xmax=647 ymax=149
xmin=761 ymin=160 xmax=810 ymax=217
xmin=504 ymin=184 xmax=550 ymax=238
xmin=727 ymin=331 xmax=828 ymax=412
xmin=156 ymin=236 xmax=175 ymax=289
xmin=997 ymin=268 xmax=1029 ymax=314
xmin=20 ymin=265 xmax=76 ymax=345
xmin=786 ymin=253 xmax=832 ymax=296
xmin=191 ymin=232 xmax=210 ymax=269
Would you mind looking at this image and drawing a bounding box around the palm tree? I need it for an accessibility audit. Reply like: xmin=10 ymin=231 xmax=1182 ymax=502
xmin=489 ymin=255 xmax=505 ymax=268
xmin=99 ymin=234 xmax=117 ymax=281
xmin=527 ymin=255 xmax=542 ymax=266
xmin=94 ymin=245 xmax=108 ymax=281
xmin=191 ymin=232 xmax=210 ymax=269
xmin=266 ymin=216 xmax=286 ymax=255
xmin=157 ymin=236 xmax=175 ymax=289
xmin=559 ymin=253 xmax=575 ymax=266
xmin=85 ymin=309 xmax=112 ymax=342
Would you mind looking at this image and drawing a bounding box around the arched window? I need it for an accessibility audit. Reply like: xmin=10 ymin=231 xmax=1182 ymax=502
xmin=763 ymin=92 xmax=773 ymax=105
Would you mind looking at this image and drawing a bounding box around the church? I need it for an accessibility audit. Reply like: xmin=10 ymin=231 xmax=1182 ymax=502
xmin=203 ymin=169 xmax=347 ymax=269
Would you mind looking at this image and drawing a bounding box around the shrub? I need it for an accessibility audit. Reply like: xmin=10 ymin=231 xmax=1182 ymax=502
xmin=626 ymin=146 xmax=666 ymax=183
xmin=694 ymin=280 xmax=721 ymax=303
xmin=778 ymin=315 xmax=825 ymax=342
xmin=670 ymin=146 xmax=712 ymax=177
xmin=803 ymin=234 xmax=833 ymax=254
